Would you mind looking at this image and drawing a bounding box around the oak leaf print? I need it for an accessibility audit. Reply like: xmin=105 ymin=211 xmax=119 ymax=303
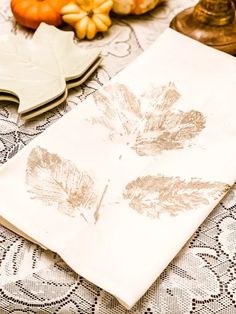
xmin=25 ymin=146 xmax=97 ymax=219
xmin=92 ymin=82 xmax=206 ymax=155
xmin=123 ymin=175 xmax=230 ymax=219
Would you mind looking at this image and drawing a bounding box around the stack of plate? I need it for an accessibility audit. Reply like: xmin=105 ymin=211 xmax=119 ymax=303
xmin=0 ymin=23 xmax=101 ymax=120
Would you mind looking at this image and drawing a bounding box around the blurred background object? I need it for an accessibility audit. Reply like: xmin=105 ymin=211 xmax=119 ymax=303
xmin=112 ymin=0 xmax=161 ymax=15
xmin=170 ymin=0 xmax=236 ymax=55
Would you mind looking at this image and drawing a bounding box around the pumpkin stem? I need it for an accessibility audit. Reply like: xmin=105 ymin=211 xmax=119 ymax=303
xmin=87 ymin=9 xmax=94 ymax=17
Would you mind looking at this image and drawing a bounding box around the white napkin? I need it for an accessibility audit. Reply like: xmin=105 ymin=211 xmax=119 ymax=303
xmin=0 ymin=28 xmax=236 ymax=309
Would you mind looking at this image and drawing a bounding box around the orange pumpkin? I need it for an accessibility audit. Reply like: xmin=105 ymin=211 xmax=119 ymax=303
xmin=11 ymin=0 xmax=70 ymax=29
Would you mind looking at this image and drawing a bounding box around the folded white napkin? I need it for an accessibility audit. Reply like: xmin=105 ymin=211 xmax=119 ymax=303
xmin=0 ymin=28 xmax=236 ymax=309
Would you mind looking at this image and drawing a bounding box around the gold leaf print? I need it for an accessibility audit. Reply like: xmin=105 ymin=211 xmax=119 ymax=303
xmin=135 ymin=110 xmax=205 ymax=155
xmin=25 ymin=146 xmax=97 ymax=219
xmin=123 ymin=175 xmax=230 ymax=219
xmin=92 ymin=83 xmax=142 ymax=137
xmin=91 ymin=82 xmax=205 ymax=155
xmin=141 ymin=82 xmax=181 ymax=112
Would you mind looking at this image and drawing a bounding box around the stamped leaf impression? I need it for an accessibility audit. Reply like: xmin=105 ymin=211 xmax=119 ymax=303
xmin=123 ymin=175 xmax=230 ymax=219
xmin=91 ymin=82 xmax=206 ymax=156
xmin=25 ymin=146 xmax=97 ymax=220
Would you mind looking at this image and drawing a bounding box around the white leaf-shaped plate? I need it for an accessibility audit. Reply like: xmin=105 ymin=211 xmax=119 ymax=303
xmin=0 ymin=24 xmax=101 ymax=118
xmin=0 ymin=34 xmax=66 ymax=115
xmin=33 ymin=23 xmax=101 ymax=81
xmin=21 ymin=90 xmax=68 ymax=121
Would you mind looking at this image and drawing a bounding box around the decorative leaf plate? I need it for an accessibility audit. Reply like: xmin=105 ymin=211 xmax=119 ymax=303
xmin=0 ymin=24 xmax=101 ymax=118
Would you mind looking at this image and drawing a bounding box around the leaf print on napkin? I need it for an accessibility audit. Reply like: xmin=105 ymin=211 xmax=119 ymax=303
xmin=123 ymin=175 xmax=230 ymax=219
xmin=25 ymin=146 xmax=97 ymax=219
xmin=134 ymin=110 xmax=205 ymax=155
xmin=91 ymin=82 xmax=206 ymax=156
xmin=92 ymin=83 xmax=142 ymax=138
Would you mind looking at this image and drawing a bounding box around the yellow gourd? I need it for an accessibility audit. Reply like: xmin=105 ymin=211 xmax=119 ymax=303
xmin=61 ymin=0 xmax=113 ymax=40
xmin=112 ymin=0 xmax=161 ymax=15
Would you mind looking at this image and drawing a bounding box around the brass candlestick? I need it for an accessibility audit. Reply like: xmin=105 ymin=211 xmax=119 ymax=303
xmin=170 ymin=0 xmax=236 ymax=55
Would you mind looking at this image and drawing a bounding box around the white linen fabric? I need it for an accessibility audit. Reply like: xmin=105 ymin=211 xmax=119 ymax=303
xmin=0 ymin=26 xmax=236 ymax=310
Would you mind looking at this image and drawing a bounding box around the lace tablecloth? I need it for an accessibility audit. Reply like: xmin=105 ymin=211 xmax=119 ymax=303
xmin=0 ymin=0 xmax=236 ymax=313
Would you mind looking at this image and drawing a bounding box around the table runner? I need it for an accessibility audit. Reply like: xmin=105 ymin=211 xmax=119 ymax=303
xmin=0 ymin=0 xmax=236 ymax=313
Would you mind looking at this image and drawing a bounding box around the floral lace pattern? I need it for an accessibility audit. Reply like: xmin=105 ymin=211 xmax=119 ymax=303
xmin=1 ymin=0 xmax=236 ymax=313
